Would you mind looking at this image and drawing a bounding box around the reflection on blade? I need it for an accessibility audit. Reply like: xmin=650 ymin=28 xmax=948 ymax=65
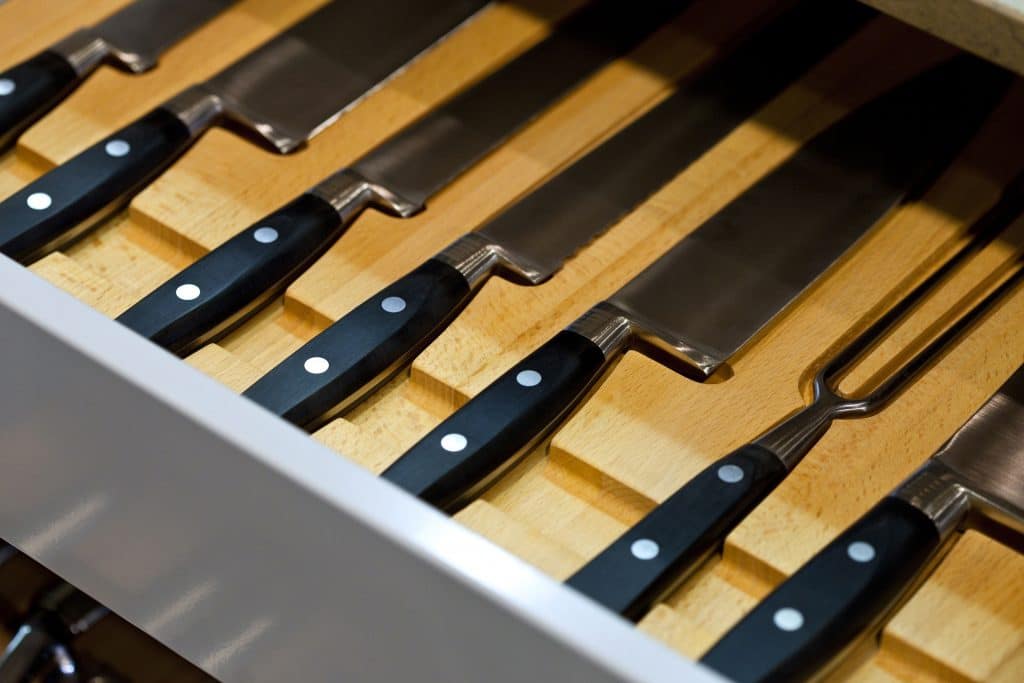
xmin=935 ymin=365 xmax=1024 ymax=522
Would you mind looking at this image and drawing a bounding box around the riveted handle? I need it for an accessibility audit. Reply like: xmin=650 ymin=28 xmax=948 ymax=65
xmin=244 ymin=258 xmax=474 ymax=428
xmin=381 ymin=330 xmax=613 ymax=511
xmin=567 ymin=444 xmax=787 ymax=621
xmin=701 ymin=496 xmax=944 ymax=682
xmin=0 ymin=51 xmax=80 ymax=153
xmin=117 ymin=193 xmax=343 ymax=355
xmin=0 ymin=107 xmax=193 ymax=263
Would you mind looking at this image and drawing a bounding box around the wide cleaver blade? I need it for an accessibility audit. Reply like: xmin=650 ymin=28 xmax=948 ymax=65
xmin=604 ymin=55 xmax=1013 ymax=378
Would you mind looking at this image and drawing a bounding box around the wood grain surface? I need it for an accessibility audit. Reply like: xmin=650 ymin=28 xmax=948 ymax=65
xmin=2 ymin=0 xmax=1023 ymax=680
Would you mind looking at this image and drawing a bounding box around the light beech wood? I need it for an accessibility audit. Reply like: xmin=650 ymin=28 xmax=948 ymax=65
xmin=4 ymin=0 xmax=1024 ymax=679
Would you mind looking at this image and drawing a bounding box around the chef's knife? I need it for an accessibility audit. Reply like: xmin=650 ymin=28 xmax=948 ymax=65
xmin=0 ymin=0 xmax=235 ymax=154
xmin=114 ymin=0 xmax=699 ymax=355
xmin=0 ymin=0 xmax=491 ymax=263
xmin=565 ymin=179 xmax=1024 ymax=620
xmin=381 ymin=56 xmax=1013 ymax=511
xmin=702 ymin=359 xmax=1024 ymax=682
xmin=241 ymin=0 xmax=877 ymax=430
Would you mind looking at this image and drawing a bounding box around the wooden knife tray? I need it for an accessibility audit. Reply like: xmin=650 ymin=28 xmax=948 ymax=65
xmin=1 ymin=1 xmax=1023 ymax=681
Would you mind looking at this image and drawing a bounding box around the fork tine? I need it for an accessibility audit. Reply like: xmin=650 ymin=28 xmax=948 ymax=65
xmin=822 ymin=173 xmax=1024 ymax=398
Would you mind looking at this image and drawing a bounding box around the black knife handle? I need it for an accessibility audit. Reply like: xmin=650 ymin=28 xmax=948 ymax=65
xmin=701 ymin=496 xmax=944 ymax=683
xmin=0 ymin=106 xmax=193 ymax=263
xmin=243 ymin=257 xmax=475 ymax=428
xmin=382 ymin=329 xmax=613 ymax=511
xmin=566 ymin=443 xmax=787 ymax=621
xmin=0 ymin=51 xmax=80 ymax=153
xmin=117 ymin=193 xmax=343 ymax=355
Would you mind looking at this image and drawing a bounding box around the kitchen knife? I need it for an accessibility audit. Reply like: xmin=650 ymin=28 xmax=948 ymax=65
xmin=702 ymin=360 xmax=1024 ymax=682
xmin=0 ymin=0 xmax=491 ymax=263
xmin=241 ymin=0 xmax=877 ymax=430
xmin=565 ymin=178 xmax=1024 ymax=621
xmin=381 ymin=55 xmax=1013 ymax=511
xmin=114 ymin=0 xmax=699 ymax=355
xmin=0 ymin=0 xmax=235 ymax=154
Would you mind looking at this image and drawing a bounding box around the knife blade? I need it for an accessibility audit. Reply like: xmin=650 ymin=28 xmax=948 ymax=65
xmin=239 ymin=0 xmax=878 ymax=430
xmin=702 ymin=359 xmax=1024 ymax=682
xmin=0 ymin=0 xmax=490 ymax=263
xmin=114 ymin=0 xmax=698 ymax=356
xmin=0 ymin=0 xmax=235 ymax=153
xmin=380 ymin=55 xmax=1013 ymax=511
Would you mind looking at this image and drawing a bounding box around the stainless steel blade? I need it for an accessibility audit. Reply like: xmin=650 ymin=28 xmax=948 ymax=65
xmin=474 ymin=1 xmax=875 ymax=284
xmin=50 ymin=0 xmax=234 ymax=75
xmin=934 ymin=365 xmax=1024 ymax=533
xmin=204 ymin=0 xmax=490 ymax=153
xmin=350 ymin=0 xmax=692 ymax=210
xmin=602 ymin=56 xmax=1012 ymax=378
xmin=89 ymin=0 xmax=235 ymax=72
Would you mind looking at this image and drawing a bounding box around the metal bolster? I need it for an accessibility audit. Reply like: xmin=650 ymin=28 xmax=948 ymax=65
xmin=161 ymin=85 xmax=224 ymax=138
xmin=753 ymin=400 xmax=837 ymax=471
xmin=310 ymin=169 xmax=422 ymax=225
xmin=627 ymin=317 xmax=725 ymax=381
xmin=50 ymin=30 xmax=153 ymax=76
xmin=892 ymin=461 xmax=971 ymax=538
xmin=434 ymin=233 xmax=549 ymax=290
xmin=567 ymin=303 xmax=633 ymax=359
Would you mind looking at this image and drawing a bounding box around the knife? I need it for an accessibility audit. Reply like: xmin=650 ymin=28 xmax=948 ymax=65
xmin=702 ymin=358 xmax=1024 ymax=682
xmin=380 ymin=55 xmax=1013 ymax=512
xmin=565 ymin=177 xmax=1024 ymax=620
xmin=0 ymin=0 xmax=235 ymax=154
xmin=240 ymin=0 xmax=877 ymax=430
xmin=114 ymin=0 xmax=700 ymax=356
xmin=0 ymin=0 xmax=491 ymax=263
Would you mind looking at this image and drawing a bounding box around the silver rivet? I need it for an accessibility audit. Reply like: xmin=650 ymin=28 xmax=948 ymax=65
xmin=0 ymin=79 xmax=14 ymax=96
xmin=303 ymin=357 xmax=330 ymax=375
xmin=630 ymin=539 xmax=659 ymax=560
xmin=516 ymin=370 xmax=542 ymax=387
xmin=440 ymin=433 xmax=467 ymax=452
xmin=717 ymin=464 xmax=744 ymax=483
xmin=253 ymin=226 xmax=279 ymax=244
xmin=175 ymin=283 xmax=200 ymax=301
xmin=847 ymin=541 xmax=876 ymax=563
xmin=381 ymin=296 xmax=406 ymax=313
xmin=104 ymin=139 xmax=131 ymax=157
xmin=26 ymin=192 xmax=52 ymax=211
xmin=773 ymin=607 xmax=804 ymax=632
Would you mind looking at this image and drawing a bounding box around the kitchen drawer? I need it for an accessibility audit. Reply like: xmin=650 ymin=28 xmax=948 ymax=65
xmin=0 ymin=0 xmax=1023 ymax=681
